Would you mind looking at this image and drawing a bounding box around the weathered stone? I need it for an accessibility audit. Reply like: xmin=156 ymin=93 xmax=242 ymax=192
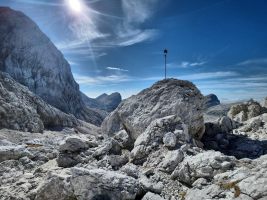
xmin=160 ymin=150 xmax=184 ymax=173
xmin=142 ymin=192 xmax=165 ymax=200
xmin=163 ymin=132 xmax=177 ymax=148
xmin=228 ymin=100 xmax=265 ymax=122
xmin=102 ymin=79 xmax=205 ymax=141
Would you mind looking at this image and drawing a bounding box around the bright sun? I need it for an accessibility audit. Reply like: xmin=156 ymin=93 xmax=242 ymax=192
xmin=67 ymin=0 xmax=82 ymax=13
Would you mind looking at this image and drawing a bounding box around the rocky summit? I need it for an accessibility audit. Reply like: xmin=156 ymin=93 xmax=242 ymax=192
xmin=0 ymin=7 xmax=103 ymax=126
xmin=102 ymin=79 xmax=205 ymax=141
xmin=0 ymin=7 xmax=267 ymax=200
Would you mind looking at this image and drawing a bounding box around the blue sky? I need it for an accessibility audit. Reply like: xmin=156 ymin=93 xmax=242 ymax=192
xmin=1 ymin=0 xmax=267 ymax=102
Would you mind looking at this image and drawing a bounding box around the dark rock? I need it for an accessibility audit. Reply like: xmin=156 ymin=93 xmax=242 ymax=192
xmin=204 ymin=94 xmax=220 ymax=109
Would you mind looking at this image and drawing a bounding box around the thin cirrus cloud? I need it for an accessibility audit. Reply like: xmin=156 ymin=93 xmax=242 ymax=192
xmin=73 ymin=71 xmax=239 ymax=86
xmin=54 ymin=0 xmax=160 ymax=56
xmin=106 ymin=67 xmax=129 ymax=72
xmin=179 ymin=61 xmax=206 ymax=68
xmin=163 ymin=61 xmax=206 ymax=69
xmin=73 ymin=73 xmax=132 ymax=85
xmin=237 ymin=57 xmax=267 ymax=66
xmin=11 ymin=0 xmax=160 ymax=58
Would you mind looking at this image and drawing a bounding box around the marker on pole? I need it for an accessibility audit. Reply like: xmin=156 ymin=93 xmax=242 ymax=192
xmin=164 ymin=49 xmax=168 ymax=79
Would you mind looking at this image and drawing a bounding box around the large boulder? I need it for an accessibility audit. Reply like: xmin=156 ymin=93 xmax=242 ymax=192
xmin=35 ymin=167 xmax=140 ymax=200
xmin=0 ymin=7 xmax=103 ymax=126
xmin=204 ymin=94 xmax=220 ymax=109
xmin=171 ymin=151 xmax=236 ymax=185
xmin=0 ymin=72 xmax=78 ymax=132
xmin=102 ymin=79 xmax=205 ymax=141
xmin=228 ymin=99 xmax=266 ymax=122
xmin=185 ymin=154 xmax=267 ymax=200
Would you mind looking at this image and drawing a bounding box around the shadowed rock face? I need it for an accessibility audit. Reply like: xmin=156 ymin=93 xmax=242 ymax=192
xmin=102 ymin=79 xmax=205 ymax=141
xmin=0 ymin=72 xmax=79 ymax=132
xmin=204 ymin=94 xmax=220 ymax=109
xmin=81 ymin=92 xmax=122 ymax=113
xmin=0 ymin=7 xmax=103 ymax=126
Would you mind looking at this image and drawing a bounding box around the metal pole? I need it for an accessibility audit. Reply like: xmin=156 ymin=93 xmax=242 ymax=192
xmin=165 ymin=54 xmax=166 ymax=79
xmin=164 ymin=49 xmax=168 ymax=79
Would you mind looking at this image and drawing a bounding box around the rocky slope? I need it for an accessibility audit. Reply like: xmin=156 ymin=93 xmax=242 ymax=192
xmin=0 ymin=7 xmax=103 ymax=126
xmin=0 ymin=72 xmax=78 ymax=132
xmin=0 ymin=79 xmax=267 ymax=200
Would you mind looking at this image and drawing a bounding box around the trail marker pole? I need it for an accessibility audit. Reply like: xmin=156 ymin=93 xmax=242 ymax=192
xmin=164 ymin=49 xmax=168 ymax=79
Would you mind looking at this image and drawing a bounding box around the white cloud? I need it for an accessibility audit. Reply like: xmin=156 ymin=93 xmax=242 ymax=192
xmin=54 ymin=0 xmax=160 ymax=56
xmin=237 ymin=58 xmax=267 ymax=66
xmin=74 ymin=71 xmax=238 ymax=86
xmin=180 ymin=61 xmax=206 ymax=68
xmin=11 ymin=0 xmax=61 ymax=6
xmin=178 ymin=71 xmax=238 ymax=80
xmin=121 ymin=0 xmax=159 ymax=23
xmin=106 ymin=67 xmax=129 ymax=72
xmin=116 ymin=29 xmax=158 ymax=47
xmin=73 ymin=73 xmax=132 ymax=85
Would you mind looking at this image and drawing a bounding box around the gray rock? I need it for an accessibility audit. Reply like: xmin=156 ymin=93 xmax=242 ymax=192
xmin=57 ymin=137 xmax=90 ymax=168
xmin=130 ymin=115 xmax=187 ymax=164
xmin=140 ymin=175 xmax=164 ymax=194
xmin=113 ymin=130 xmax=132 ymax=149
xmin=0 ymin=7 xmax=104 ymax=126
xmin=0 ymin=145 xmax=32 ymax=162
xmin=264 ymin=97 xmax=267 ymax=108
xmin=59 ymin=137 xmax=89 ymax=153
xmin=0 ymin=72 xmax=79 ymax=132
xmin=228 ymin=99 xmax=265 ymax=122
xmin=82 ymin=92 xmax=122 ymax=113
xmin=142 ymin=192 xmax=165 ymax=200
xmin=171 ymin=151 xmax=236 ymax=185
xmin=204 ymin=94 xmax=220 ymax=109
xmin=120 ymin=163 xmax=140 ymax=178
xmin=185 ymin=154 xmax=267 ymax=200
xmin=160 ymin=150 xmax=184 ymax=173
xmin=102 ymin=79 xmax=205 ymax=141
xmin=163 ymin=132 xmax=177 ymax=148
xmin=35 ymin=167 xmax=140 ymax=200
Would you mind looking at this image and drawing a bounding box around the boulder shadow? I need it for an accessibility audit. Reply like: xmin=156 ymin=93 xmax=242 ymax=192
xmin=202 ymin=133 xmax=267 ymax=159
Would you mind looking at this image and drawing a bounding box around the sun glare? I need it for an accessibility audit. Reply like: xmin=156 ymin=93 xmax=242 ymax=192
xmin=67 ymin=0 xmax=82 ymax=13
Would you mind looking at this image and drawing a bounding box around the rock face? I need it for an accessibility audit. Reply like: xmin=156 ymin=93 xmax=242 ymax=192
xmin=35 ymin=167 xmax=140 ymax=200
xmin=0 ymin=7 xmax=103 ymax=126
xmin=81 ymin=92 xmax=122 ymax=118
xmin=264 ymin=97 xmax=267 ymax=108
xmin=227 ymin=99 xmax=266 ymax=122
xmin=102 ymin=79 xmax=205 ymax=141
xmin=95 ymin=93 xmax=122 ymax=112
xmin=204 ymin=94 xmax=220 ymax=109
xmin=0 ymin=72 xmax=78 ymax=132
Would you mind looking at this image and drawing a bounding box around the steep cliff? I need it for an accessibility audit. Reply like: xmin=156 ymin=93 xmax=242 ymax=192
xmin=0 ymin=7 xmax=103 ymax=126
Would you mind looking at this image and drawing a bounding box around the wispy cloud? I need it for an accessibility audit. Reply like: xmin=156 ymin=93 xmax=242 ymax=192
xmin=11 ymin=0 xmax=61 ymax=6
xmin=237 ymin=58 xmax=267 ymax=66
xmin=121 ymin=0 xmax=158 ymax=23
xmin=178 ymin=71 xmax=238 ymax=80
xmin=73 ymin=73 xmax=132 ymax=85
xmin=73 ymin=71 xmax=238 ymax=86
xmin=53 ymin=0 xmax=160 ymax=57
xmin=180 ymin=61 xmax=206 ymax=68
xmin=106 ymin=67 xmax=129 ymax=72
